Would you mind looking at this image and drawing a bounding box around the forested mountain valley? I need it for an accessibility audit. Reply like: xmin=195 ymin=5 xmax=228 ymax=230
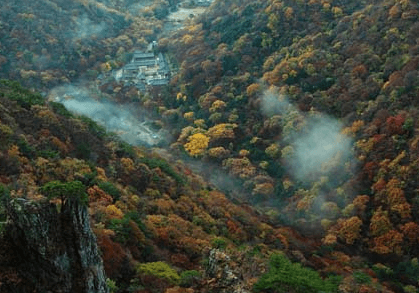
xmin=0 ymin=0 xmax=419 ymax=292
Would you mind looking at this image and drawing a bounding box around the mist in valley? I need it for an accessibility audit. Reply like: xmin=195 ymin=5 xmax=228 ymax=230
xmin=261 ymin=87 xmax=354 ymax=183
xmin=48 ymin=84 xmax=170 ymax=147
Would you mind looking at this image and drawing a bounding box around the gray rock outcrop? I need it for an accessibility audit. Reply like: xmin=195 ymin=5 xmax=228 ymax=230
xmin=1 ymin=198 xmax=108 ymax=293
xmin=204 ymin=249 xmax=250 ymax=293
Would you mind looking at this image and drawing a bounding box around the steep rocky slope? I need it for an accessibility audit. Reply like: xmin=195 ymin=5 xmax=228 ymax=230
xmin=1 ymin=198 xmax=108 ymax=292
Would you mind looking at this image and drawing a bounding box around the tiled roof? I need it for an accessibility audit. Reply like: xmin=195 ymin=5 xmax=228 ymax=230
xmin=133 ymin=51 xmax=155 ymax=59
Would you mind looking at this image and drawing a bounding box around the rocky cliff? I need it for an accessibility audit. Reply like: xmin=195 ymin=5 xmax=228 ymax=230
xmin=0 ymin=198 xmax=108 ymax=293
xmin=204 ymin=249 xmax=250 ymax=293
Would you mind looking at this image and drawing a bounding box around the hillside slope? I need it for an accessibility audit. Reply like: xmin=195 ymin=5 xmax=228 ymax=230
xmin=0 ymin=0 xmax=182 ymax=91
xmin=115 ymin=0 xmax=419 ymax=291
xmin=0 ymin=80 xmax=335 ymax=292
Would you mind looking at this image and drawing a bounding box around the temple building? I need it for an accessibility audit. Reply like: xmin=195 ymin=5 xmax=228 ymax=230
xmin=120 ymin=50 xmax=171 ymax=90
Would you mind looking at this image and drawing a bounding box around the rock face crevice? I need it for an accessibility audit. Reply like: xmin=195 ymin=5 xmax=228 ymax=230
xmin=204 ymin=249 xmax=250 ymax=293
xmin=0 ymin=198 xmax=108 ymax=293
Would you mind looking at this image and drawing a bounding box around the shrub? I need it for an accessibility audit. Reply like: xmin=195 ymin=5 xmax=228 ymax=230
xmin=116 ymin=141 xmax=135 ymax=158
xmin=395 ymin=259 xmax=419 ymax=285
xmin=136 ymin=261 xmax=180 ymax=285
xmin=78 ymin=115 xmax=107 ymax=138
xmin=16 ymin=137 xmax=36 ymax=159
xmin=211 ymin=237 xmax=227 ymax=250
xmin=0 ymin=184 xmax=8 ymax=199
xmin=49 ymin=101 xmax=73 ymax=118
xmin=108 ymin=212 xmax=148 ymax=244
xmin=353 ymin=271 xmax=372 ymax=284
xmin=107 ymin=216 xmax=132 ymax=244
xmin=75 ymin=142 xmax=91 ymax=161
xmin=37 ymin=149 xmax=60 ymax=159
xmin=372 ymin=263 xmax=394 ymax=281
xmin=140 ymin=157 xmax=185 ymax=184
xmin=125 ymin=211 xmax=148 ymax=236
xmin=180 ymin=270 xmax=202 ymax=287
xmin=98 ymin=181 xmax=121 ymax=201
xmin=403 ymin=117 xmax=414 ymax=134
xmin=253 ymin=253 xmax=341 ymax=293
xmin=248 ymin=245 xmax=263 ymax=257
xmin=106 ymin=278 xmax=119 ymax=293
xmin=0 ymin=123 xmax=13 ymax=144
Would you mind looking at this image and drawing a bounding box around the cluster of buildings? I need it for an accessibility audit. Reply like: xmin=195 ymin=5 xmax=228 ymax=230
xmin=118 ymin=49 xmax=171 ymax=91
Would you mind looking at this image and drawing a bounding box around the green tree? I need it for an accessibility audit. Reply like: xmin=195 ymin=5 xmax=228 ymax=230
xmin=254 ymin=253 xmax=340 ymax=293
xmin=97 ymin=181 xmax=121 ymax=201
xmin=180 ymin=270 xmax=202 ymax=287
xmin=0 ymin=79 xmax=44 ymax=109
xmin=40 ymin=180 xmax=88 ymax=206
xmin=106 ymin=278 xmax=119 ymax=293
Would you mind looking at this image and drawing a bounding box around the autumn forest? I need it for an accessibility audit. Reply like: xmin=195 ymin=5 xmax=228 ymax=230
xmin=0 ymin=0 xmax=419 ymax=292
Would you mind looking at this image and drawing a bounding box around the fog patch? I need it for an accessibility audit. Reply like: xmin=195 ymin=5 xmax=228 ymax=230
xmin=71 ymin=15 xmax=107 ymax=40
xmin=260 ymin=88 xmax=292 ymax=117
xmin=260 ymin=86 xmax=354 ymax=183
xmin=48 ymin=85 xmax=170 ymax=147
xmin=292 ymin=116 xmax=352 ymax=181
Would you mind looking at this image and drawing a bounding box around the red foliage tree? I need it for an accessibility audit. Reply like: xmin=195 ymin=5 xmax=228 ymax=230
xmin=385 ymin=114 xmax=405 ymax=135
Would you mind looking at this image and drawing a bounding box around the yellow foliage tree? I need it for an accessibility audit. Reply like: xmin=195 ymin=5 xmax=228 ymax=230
xmin=239 ymin=149 xmax=250 ymax=157
xmin=105 ymin=204 xmax=124 ymax=220
xmin=209 ymin=100 xmax=226 ymax=113
xmin=194 ymin=119 xmax=207 ymax=128
xmin=265 ymin=143 xmax=280 ymax=158
xmin=284 ymin=6 xmax=294 ymax=19
xmin=207 ymin=123 xmax=237 ymax=140
xmin=183 ymin=112 xmax=194 ymax=121
xmin=8 ymin=145 xmax=20 ymax=158
xmin=181 ymin=34 xmax=193 ymax=45
xmin=246 ymin=83 xmax=261 ymax=97
xmin=120 ymin=157 xmax=135 ymax=173
xmin=184 ymin=133 xmax=210 ymax=156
